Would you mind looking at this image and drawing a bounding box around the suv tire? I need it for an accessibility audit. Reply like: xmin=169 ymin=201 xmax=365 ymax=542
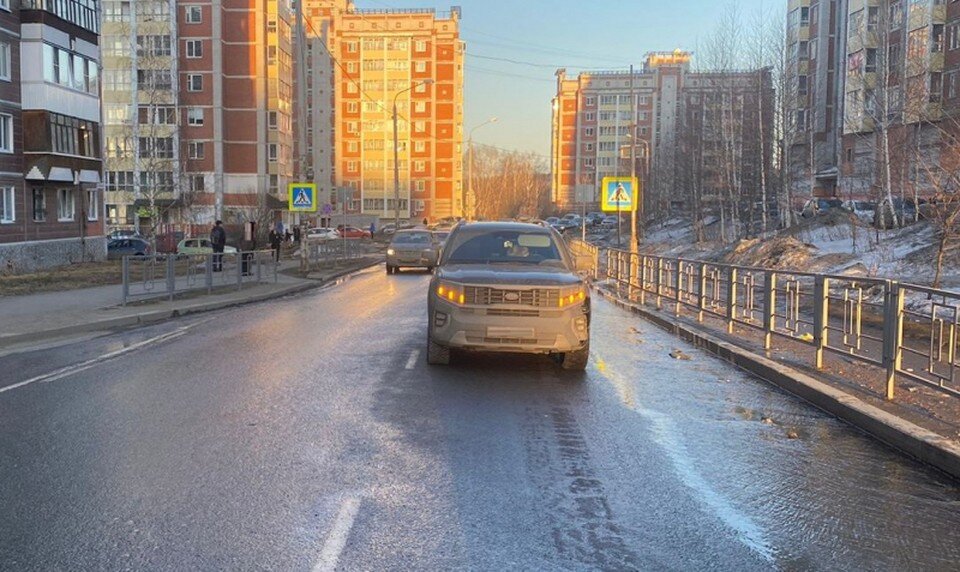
xmin=560 ymin=341 xmax=589 ymax=371
xmin=427 ymin=333 xmax=450 ymax=365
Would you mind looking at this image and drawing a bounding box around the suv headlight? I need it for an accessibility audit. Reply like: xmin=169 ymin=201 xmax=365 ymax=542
xmin=558 ymin=284 xmax=587 ymax=307
xmin=435 ymin=280 xmax=466 ymax=305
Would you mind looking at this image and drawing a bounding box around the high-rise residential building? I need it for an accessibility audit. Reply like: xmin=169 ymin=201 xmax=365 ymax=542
xmin=0 ymin=0 xmax=106 ymax=272
xmin=101 ymin=0 xmax=295 ymax=231
xmin=786 ymin=0 xmax=960 ymax=205
xmin=551 ymin=52 xmax=773 ymax=222
xmin=305 ymin=1 xmax=464 ymax=223
xmin=785 ymin=0 xmax=847 ymax=201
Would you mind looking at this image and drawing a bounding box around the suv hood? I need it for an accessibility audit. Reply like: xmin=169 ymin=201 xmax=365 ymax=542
xmin=437 ymin=264 xmax=581 ymax=286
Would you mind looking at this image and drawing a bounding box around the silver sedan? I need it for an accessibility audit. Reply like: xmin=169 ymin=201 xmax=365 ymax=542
xmin=386 ymin=229 xmax=441 ymax=274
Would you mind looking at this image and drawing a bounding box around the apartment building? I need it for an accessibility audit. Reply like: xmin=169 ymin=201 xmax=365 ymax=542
xmin=551 ymin=51 xmax=773 ymax=218
xmin=101 ymin=0 xmax=295 ymax=231
xmin=0 ymin=0 xmax=105 ymax=272
xmin=787 ymin=0 xmax=960 ymax=204
xmin=305 ymin=1 xmax=464 ymax=223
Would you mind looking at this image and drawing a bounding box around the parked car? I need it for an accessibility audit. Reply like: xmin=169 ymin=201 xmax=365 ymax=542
xmin=306 ymin=227 xmax=339 ymax=240
xmin=176 ymin=238 xmax=238 ymax=255
xmin=337 ymin=225 xmax=372 ymax=239
xmin=874 ymin=198 xmax=918 ymax=229
xmin=800 ymin=198 xmax=844 ymax=218
xmin=426 ymin=222 xmax=590 ymax=370
xmin=544 ymin=217 xmax=560 ymax=226
xmin=385 ymin=229 xmax=441 ymax=274
xmin=841 ymin=200 xmax=877 ymax=223
xmin=585 ymin=212 xmax=605 ymax=226
xmin=433 ymin=230 xmax=451 ymax=247
xmin=107 ymin=238 xmax=152 ymax=259
xmin=600 ymin=215 xmax=620 ymax=229
xmin=107 ymin=229 xmax=142 ymax=240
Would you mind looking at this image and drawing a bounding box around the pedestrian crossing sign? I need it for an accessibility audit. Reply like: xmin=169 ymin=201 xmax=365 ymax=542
xmin=600 ymin=177 xmax=638 ymax=212
xmin=288 ymin=183 xmax=317 ymax=212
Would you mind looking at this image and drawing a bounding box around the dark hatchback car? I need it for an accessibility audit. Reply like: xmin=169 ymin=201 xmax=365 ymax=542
xmin=107 ymin=238 xmax=152 ymax=259
xmin=426 ymin=222 xmax=591 ymax=370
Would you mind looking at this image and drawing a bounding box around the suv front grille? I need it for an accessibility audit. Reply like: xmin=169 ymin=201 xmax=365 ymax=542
xmin=463 ymin=286 xmax=560 ymax=307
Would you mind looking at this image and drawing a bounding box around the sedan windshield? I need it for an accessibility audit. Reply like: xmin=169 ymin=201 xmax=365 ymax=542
xmin=393 ymin=232 xmax=433 ymax=244
xmin=446 ymin=230 xmax=563 ymax=265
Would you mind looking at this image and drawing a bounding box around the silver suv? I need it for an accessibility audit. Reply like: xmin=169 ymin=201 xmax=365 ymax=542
xmin=426 ymin=222 xmax=590 ymax=370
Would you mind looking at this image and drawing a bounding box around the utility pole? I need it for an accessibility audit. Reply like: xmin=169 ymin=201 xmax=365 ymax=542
xmin=629 ymin=64 xmax=637 ymax=253
xmin=393 ymin=79 xmax=433 ymax=230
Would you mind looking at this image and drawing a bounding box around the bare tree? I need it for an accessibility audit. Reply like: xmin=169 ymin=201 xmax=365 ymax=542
xmin=470 ymin=145 xmax=549 ymax=220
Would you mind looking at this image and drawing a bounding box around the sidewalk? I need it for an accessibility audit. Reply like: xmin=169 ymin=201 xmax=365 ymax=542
xmin=0 ymin=256 xmax=381 ymax=350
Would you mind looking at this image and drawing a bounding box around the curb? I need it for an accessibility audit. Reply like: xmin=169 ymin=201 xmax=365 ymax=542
xmin=596 ymin=286 xmax=960 ymax=481
xmin=0 ymin=259 xmax=381 ymax=350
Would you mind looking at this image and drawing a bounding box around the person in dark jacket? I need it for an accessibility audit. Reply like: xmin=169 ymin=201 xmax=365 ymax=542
xmin=210 ymin=220 xmax=226 ymax=271
xmin=269 ymin=229 xmax=282 ymax=261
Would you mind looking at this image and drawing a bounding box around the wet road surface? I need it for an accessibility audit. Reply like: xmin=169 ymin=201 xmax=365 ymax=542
xmin=2 ymin=266 xmax=959 ymax=570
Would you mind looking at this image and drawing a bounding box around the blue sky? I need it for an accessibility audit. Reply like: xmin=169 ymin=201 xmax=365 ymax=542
xmin=354 ymin=0 xmax=782 ymax=160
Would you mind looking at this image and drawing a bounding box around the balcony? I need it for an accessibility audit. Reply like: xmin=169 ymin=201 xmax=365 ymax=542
xmin=21 ymin=0 xmax=100 ymax=35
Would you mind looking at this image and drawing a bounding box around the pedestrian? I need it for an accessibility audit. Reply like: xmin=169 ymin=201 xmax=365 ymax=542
xmin=422 ymin=217 xmax=428 ymax=226
xmin=293 ymin=226 xmax=301 ymax=243
xmin=269 ymin=229 xmax=282 ymax=262
xmin=369 ymin=221 xmax=376 ymax=238
xmin=285 ymin=229 xmax=292 ymax=243
xmin=210 ymin=220 xmax=226 ymax=271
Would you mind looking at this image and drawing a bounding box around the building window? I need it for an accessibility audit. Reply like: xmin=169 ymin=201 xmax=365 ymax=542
xmin=584 ymin=127 xmax=594 ymax=137
xmin=188 ymin=175 xmax=204 ymax=192
xmin=950 ymin=24 xmax=960 ymax=51
xmin=32 ymin=189 xmax=45 ymax=221
xmin=186 ymin=40 xmax=203 ymax=59
xmin=867 ymin=6 xmax=879 ymax=31
xmin=136 ymin=35 xmax=172 ymax=57
xmin=795 ymin=109 xmax=807 ymax=130
xmin=415 ymin=40 xmax=427 ymax=52
xmin=185 ymin=5 xmax=201 ymax=23
xmin=865 ymin=48 xmax=877 ymax=73
xmin=347 ymin=101 xmax=358 ymax=113
xmin=187 ymin=107 xmax=204 ymax=126
xmin=0 ymin=41 xmax=9 ymax=81
xmin=933 ymin=24 xmax=945 ymax=53
xmin=890 ymin=2 xmax=903 ymax=30
xmin=583 ymin=158 xmax=594 ymax=167
xmin=0 ymin=186 xmax=12 ymax=223
xmin=346 ymin=41 xmax=358 ymax=53
xmin=414 ymin=101 xmax=426 ymax=113
xmin=415 ymin=82 xmax=427 ymax=93
xmin=57 ymin=189 xmax=75 ymax=221
xmin=86 ymin=190 xmax=98 ymax=221
xmin=414 ymin=140 xmax=425 ymax=152
xmin=188 ymin=141 xmax=205 ymax=159
xmin=0 ymin=113 xmax=11 ymax=152
xmin=415 ymin=61 xmax=426 ymax=72
xmin=42 ymin=44 xmax=99 ymax=94
xmin=414 ymin=121 xmax=425 ymax=133
xmin=798 ymin=75 xmax=808 ymax=95
xmin=347 ymin=161 xmax=357 ymax=172
xmin=187 ymin=74 xmax=202 ymax=91
xmin=798 ymin=40 xmax=809 ymax=61
xmin=415 ymin=180 xmax=426 ymax=192
xmin=139 ymin=106 xmax=176 ymax=124
xmin=268 ymin=144 xmax=278 ymax=162
xmin=585 ymin=143 xmax=594 ymax=151
xmin=0 ymin=0 xmax=9 ymax=10
xmin=800 ymin=6 xmax=809 ymax=26
xmin=414 ymin=160 xmax=425 ymax=171
xmin=139 ymin=137 xmax=174 ymax=158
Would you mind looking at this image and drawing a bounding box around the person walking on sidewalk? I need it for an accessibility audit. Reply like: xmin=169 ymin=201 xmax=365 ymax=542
xmin=269 ymin=229 xmax=282 ymax=262
xmin=210 ymin=220 xmax=226 ymax=271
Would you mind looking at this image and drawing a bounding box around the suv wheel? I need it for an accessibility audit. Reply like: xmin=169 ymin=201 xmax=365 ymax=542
xmin=427 ymin=333 xmax=450 ymax=365
xmin=560 ymin=340 xmax=589 ymax=371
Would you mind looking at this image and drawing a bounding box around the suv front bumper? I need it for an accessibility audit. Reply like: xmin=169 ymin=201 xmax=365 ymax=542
xmin=429 ymin=298 xmax=589 ymax=354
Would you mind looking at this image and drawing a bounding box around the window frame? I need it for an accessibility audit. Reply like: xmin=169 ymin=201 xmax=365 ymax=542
xmin=187 ymin=73 xmax=203 ymax=92
xmin=0 ymin=186 xmax=13 ymax=224
xmin=185 ymin=39 xmax=203 ymax=59
xmin=57 ymin=188 xmax=75 ymax=222
xmin=86 ymin=189 xmax=98 ymax=221
xmin=185 ymin=5 xmax=202 ymax=23
xmin=0 ymin=113 xmax=11 ymax=153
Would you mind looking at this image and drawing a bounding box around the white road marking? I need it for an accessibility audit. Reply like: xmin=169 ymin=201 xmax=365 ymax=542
xmin=405 ymin=349 xmax=420 ymax=370
xmin=313 ymin=496 xmax=362 ymax=572
xmin=0 ymin=325 xmax=195 ymax=395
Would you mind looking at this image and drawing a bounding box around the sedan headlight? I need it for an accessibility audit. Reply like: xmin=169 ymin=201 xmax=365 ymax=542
xmin=386 ymin=248 xmax=395 ymax=256
xmin=558 ymin=284 xmax=588 ymax=307
xmin=435 ymin=280 xmax=466 ymax=305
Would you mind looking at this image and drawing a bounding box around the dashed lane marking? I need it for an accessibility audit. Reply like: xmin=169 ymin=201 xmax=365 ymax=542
xmin=313 ymin=496 xmax=362 ymax=572
xmin=405 ymin=349 xmax=420 ymax=370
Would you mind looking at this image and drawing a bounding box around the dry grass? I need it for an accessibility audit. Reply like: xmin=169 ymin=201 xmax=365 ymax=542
xmin=0 ymin=260 xmax=123 ymax=296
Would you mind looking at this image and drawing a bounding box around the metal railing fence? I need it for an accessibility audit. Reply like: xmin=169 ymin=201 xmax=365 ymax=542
xmin=570 ymin=239 xmax=960 ymax=401
xmin=122 ymin=250 xmax=278 ymax=305
xmin=304 ymin=238 xmax=373 ymax=270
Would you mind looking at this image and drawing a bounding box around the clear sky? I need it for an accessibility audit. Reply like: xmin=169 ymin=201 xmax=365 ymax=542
xmin=354 ymin=0 xmax=782 ymax=160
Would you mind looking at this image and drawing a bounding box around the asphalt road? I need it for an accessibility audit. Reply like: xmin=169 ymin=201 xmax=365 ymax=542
xmin=2 ymin=266 xmax=960 ymax=570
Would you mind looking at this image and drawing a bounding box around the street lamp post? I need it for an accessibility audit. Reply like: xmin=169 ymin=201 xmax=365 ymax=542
xmin=393 ymin=79 xmax=434 ymax=231
xmin=467 ymin=117 xmax=498 ymax=220
xmin=624 ymin=130 xmax=650 ymax=252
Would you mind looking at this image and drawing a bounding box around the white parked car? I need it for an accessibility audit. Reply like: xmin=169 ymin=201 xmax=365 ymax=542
xmin=306 ymin=227 xmax=339 ymax=240
xmin=841 ymin=200 xmax=876 ymax=223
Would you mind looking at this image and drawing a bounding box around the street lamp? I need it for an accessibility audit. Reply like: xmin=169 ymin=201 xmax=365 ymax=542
xmin=623 ymin=130 xmax=650 ymax=252
xmin=467 ymin=117 xmax=498 ymax=220
xmin=393 ymin=78 xmax=434 ymax=231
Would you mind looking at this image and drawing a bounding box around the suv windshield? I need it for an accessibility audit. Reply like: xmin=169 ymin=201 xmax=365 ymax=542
xmin=446 ymin=230 xmax=563 ymax=265
xmin=393 ymin=232 xmax=433 ymax=244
